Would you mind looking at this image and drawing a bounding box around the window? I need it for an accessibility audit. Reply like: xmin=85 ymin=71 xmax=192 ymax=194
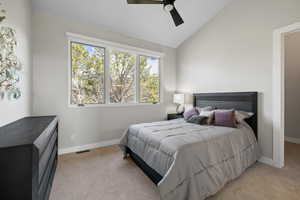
xmin=70 ymin=42 xmax=105 ymax=104
xmin=139 ymin=56 xmax=160 ymax=103
xmin=68 ymin=33 xmax=162 ymax=106
xmin=110 ymin=50 xmax=136 ymax=103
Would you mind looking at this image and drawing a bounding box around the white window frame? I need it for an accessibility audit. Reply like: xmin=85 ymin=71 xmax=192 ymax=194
xmin=67 ymin=32 xmax=164 ymax=108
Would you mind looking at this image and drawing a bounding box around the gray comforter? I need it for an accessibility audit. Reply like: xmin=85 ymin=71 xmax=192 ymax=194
xmin=120 ymin=119 xmax=260 ymax=200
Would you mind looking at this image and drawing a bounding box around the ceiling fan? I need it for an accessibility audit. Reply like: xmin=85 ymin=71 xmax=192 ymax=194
xmin=127 ymin=0 xmax=184 ymax=27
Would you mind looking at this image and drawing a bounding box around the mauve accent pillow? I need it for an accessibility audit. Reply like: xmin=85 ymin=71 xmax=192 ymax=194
xmin=183 ymin=108 xmax=199 ymax=120
xmin=214 ymin=110 xmax=236 ymax=128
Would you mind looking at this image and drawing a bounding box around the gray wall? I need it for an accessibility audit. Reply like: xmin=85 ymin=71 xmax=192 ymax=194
xmin=0 ymin=0 xmax=32 ymax=127
xmin=176 ymin=0 xmax=300 ymax=159
xmin=285 ymin=31 xmax=300 ymax=139
xmin=32 ymin=12 xmax=177 ymax=150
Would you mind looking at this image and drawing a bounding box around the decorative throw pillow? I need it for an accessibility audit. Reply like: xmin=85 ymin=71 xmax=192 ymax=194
xmin=235 ymin=110 xmax=254 ymax=123
xmin=195 ymin=106 xmax=213 ymax=114
xmin=199 ymin=110 xmax=215 ymax=125
xmin=187 ymin=115 xmax=208 ymax=125
xmin=214 ymin=109 xmax=237 ymax=128
xmin=183 ymin=108 xmax=199 ymax=120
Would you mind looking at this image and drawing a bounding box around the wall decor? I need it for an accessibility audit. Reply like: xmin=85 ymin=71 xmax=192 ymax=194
xmin=0 ymin=2 xmax=22 ymax=100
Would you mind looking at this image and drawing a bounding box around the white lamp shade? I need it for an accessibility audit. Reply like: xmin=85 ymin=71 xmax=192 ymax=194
xmin=173 ymin=94 xmax=185 ymax=105
xmin=184 ymin=93 xmax=193 ymax=104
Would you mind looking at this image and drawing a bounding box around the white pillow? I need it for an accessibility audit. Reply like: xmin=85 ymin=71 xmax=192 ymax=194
xmin=196 ymin=106 xmax=213 ymax=113
xmin=235 ymin=110 xmax=254 ymax=123
xmin=199 ymin=110 xmax=215 ymax=125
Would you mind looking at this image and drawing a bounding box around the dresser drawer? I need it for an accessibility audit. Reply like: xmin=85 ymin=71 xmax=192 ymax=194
xmin=39 ymin=130 xmax=57 ymax=183
xmin=34 ymin=118 xmax=58 ymax=157
xmin=42 ymin=158 xmax=57 ymax=200
xmin=39 ymin=144 xmax=57 ymax=198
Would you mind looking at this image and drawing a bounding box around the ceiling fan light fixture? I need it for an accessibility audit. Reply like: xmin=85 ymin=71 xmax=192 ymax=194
xmin=127 ymin=0 xmax=184 ymax=27
xmin=164 ymin=4 xmax=174 ymax=12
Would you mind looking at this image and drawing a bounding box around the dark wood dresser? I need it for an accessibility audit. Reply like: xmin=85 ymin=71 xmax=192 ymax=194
xmin=0 ymin=116 xmax=58 ymax=200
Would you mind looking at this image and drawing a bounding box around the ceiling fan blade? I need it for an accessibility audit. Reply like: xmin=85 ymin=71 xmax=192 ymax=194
xmin=170 ymin=7 xmax=184 ymax=27
xmin=127 ymin=0 xmax=163 ymax=4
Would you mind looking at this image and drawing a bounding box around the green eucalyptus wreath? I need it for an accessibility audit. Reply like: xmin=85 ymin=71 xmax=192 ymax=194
xmin=0 ymin=3 xmax=22 ymax=100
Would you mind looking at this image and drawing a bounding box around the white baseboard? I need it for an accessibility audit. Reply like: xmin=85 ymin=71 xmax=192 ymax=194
xmin=58 ymin=139 xmax=120 ymax=155
xmin=285 ymin=136 xmax=300 ymax=144
xmin=259 ymin=156 xmax=276 ymax=167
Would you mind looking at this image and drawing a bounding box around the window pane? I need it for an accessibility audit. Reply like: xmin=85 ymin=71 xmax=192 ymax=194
xmin=71 ymin=42 xmax=105 ymax=104
xmin=139 ymin=56 xmax=160 ymax=103
xmin=109 ymin=50 xmax=136 ymax=103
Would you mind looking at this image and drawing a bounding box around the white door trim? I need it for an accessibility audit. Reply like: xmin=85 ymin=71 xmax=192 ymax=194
xmin=273 ymin=22 xmax=300 ymax=168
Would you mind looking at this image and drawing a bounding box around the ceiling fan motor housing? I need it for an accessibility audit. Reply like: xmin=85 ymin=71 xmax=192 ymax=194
xmin=164 ymin=4 xmax=174 ymax=12
xmin=163 ymin=0 xmax=175 ymax=11
xmin=127 ymin=0 xmax=183 ymax=27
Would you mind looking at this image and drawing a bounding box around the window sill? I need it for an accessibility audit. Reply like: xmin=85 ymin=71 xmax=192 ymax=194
xmin=68 ymin=103 xmax=162 ymax=108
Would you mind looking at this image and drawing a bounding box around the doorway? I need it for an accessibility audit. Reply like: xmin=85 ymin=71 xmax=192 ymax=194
xmin=284 ymin=31 xmax=300 ymax=167
xmin=273 ymin=22 xmax=300 ymax=168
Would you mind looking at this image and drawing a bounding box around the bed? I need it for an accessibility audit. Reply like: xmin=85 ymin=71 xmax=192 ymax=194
xmin=120 ymin=92 xmax=260 ymax=200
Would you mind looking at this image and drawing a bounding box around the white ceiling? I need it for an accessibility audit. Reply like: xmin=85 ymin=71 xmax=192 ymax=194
xmin=32 ymin=0 xmax=232 ymax=48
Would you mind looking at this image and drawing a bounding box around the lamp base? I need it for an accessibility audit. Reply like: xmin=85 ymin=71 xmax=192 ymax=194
xmin=176 ymin=104 xmax=185 ymax=114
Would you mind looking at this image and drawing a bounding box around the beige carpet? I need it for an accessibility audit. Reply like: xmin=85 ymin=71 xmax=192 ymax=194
xmin=50 ymin=142 xmax=300 ymax=200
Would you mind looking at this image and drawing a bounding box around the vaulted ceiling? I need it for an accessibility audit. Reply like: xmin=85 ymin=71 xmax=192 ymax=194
xmin=32 ymin=0 xmax=232 ymax=48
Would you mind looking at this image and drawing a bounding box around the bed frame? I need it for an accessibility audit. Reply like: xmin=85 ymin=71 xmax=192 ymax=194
xmin=126 ymin=92 xmax=258 ymax=185
xmin=193 ymin=92 xmax=258 ymax=138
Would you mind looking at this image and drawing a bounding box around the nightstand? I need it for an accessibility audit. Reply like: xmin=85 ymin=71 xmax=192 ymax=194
xmin=167 ymin=113 xmax=184 ymax=120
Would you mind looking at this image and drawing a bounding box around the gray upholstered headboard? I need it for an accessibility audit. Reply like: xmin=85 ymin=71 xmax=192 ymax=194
xmin=193 ymin=92 xmax=258 ymax=138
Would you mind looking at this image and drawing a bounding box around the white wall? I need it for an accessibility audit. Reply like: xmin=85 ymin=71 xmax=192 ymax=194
xmin=32 ymin=12 xmax=177 ymax=150
xmin=176 ymin=0 xmax=300 ymax=159
xmin=0 ymin=0 xmax=32 ymax=127
xmin=285 ymin=31 xmax=300 ymax=139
